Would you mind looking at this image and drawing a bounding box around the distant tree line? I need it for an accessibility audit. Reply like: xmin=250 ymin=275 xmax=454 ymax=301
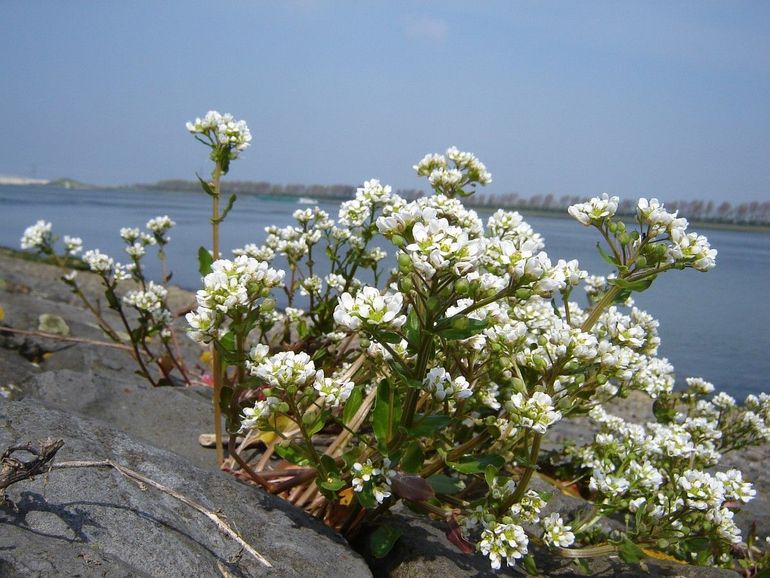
xmin=143 ymin=179 xmax=424 ymax=203
xmin=467 ymin=192 xmax=770 ymax=226
xmin=139 ymin=180 xmax=769 ymax=226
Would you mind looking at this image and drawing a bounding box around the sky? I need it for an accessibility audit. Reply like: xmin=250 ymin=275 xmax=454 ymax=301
xmin=1 ymin=1 xmax=769 ymax=203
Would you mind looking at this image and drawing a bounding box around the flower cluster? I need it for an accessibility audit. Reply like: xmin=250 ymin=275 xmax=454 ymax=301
xmin=82 ymin=249 xmax=129 ymax=280
xmin=20 ymin=220 xmax=54 ymax=252
xmin=186 ymin=256 xmax=284 ymax=343
xmin=414 ymin=146 xmax=492 ymax=197
xmin=333 ymin=286 xmax=406 ymax=332
xmin=478 ymin=520 xmax=528 ymax=570
xmin=561 ymin=386 xmax=766 ymax=562
xmin=351 ymin=459 xmax=396 ymax=505
xmin=423 ymin=366 xmax=472 ymax=402
xmin=186 ymin=110 xmax=251 ymax=159
xmin=123 ymin=281 xmax=171 ymax=327
xmin=146 ymin=215 xmax=175 ymax=244
xmin=505 ymin=391 xmax=562 ymax=434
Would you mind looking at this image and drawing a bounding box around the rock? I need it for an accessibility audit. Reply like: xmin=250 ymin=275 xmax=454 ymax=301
xmin=0 ymin=400 xmax=372 ymax=578
xmin=0 ymin=252 xmax=215 ymax=471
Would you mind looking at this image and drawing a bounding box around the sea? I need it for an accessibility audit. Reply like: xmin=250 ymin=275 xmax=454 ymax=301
xmin=1 ymin=185 xmax=768 ymax=398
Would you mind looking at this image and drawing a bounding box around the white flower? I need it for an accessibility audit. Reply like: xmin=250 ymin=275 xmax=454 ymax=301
xmin=146 ymin=215 xmax=175 ymax=241
xmin=712 ymin=392 xmax=736 ymax=410
xmin=541 ymin=513 xmax=575 ymax=548
xmin=325 ymin=273 xmax=346 ymax=292
xmin=568 ymin=194 xmax=619 ymax=226
xmin=351 ymin=459 xmax=395 ymax=504
xmin=505 ymin=391 xmax=562 ymax=434
xmin=716 ymin=469 xmax=755 ymax=503
xmin=123 ymin=281 xmax=168 ymax=315
xmin=187 ymin=110 xmax=251 ymax=156
xmin=82 ymin=249 xmax=114 ymax=273
xmin=677 ymin=470 xmax=724 ymax=511
xmin=20 ymin=220 xmax=53 ymax=251
xmin=478 ymin=521 xmax=528 ymax=570
xmin=63 ymin=235 xmax=83 ymax=255
xmin=252 ymin=351 xmax=317 ymax=390
xmin=313 ymin=370 xmax=354 ymax=408
xmin=589 ymin=470 xmax=630 ymax=498
xmin=423 ymin=367 xmax=473 ymax=401
xmin=333 ymin=286 xmax=406 ymax=331
xmin=120 ymin=227 xmax=141 ymax=242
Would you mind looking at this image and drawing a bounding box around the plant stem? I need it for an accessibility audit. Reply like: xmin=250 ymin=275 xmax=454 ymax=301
xmin=210 ymin=160 xmax=225 ymax=465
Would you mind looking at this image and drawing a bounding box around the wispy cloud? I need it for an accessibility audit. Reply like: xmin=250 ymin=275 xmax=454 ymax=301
xmin=402 ymin=16 xmax=449 ymax=43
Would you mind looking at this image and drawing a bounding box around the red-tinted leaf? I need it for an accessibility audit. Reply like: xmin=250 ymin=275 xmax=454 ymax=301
xmin=391 ymin=473 xmax=434 ymax=501
xmin=446 ymin=517 xmax=475 ymax=554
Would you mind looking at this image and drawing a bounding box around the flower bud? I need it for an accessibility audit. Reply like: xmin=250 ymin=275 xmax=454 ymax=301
xmin=398 ymin=253 xmax=412 ymax=272
xmin=399 ymin=277 xmax=413 ymax=293
xmin=454 ymin=278 xmax=470 ymax=296
xmin=515 ymin=288 xmax=532 ymax=300
xmin=392 ymin=234 xmax=405 ymax=248
xmin=635 ymin=256 xmax=647 ymax=268
xmin=261 ymin=298 xmax=276 ymax=312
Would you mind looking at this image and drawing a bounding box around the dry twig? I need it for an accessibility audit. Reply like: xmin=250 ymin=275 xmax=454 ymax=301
xmin=0 ymin=439 xmax=271 ymax=568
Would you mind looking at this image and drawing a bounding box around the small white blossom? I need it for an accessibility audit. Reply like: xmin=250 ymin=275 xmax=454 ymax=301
xmin=20 ymin=220 xmax=53 ymax=251
xmin=478 ymin=521 xmax=528 ymax=570
xmin=541 ymin=513 xmax=575 ymax=548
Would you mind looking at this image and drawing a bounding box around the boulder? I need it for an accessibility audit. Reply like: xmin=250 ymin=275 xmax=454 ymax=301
xmin=0 ymin=400 xmax=372 ymax=578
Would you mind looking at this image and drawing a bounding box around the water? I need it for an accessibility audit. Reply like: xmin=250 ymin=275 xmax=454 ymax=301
xmin=1 ymin=185 xmax=768 ymax=397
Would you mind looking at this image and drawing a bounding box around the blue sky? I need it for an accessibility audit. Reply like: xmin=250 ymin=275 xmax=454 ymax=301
xmin=1 ymin=1 xmax=769 ymax=203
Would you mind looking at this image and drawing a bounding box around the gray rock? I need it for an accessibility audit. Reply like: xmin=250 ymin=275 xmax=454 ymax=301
xmin=0 ymin=400 xmax=372 ymax=578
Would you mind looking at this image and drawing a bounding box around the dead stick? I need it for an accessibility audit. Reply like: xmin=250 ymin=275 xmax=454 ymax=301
xmin=0 ymin=327 xmax=133 ymax=351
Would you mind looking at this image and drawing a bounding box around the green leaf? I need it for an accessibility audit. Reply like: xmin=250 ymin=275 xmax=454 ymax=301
xmin=376 ymin=331 xmax=403 ymax=344
xmin=484 ymin=464 xmax=498 ymax=489
xmin=433 ymin=317 xmax=487 ymax=340
xmin=407 ymin=415 xmax=450 ymax=437
xmin=104 ymin=288 xmax=121 ymax=310
xmin=305 ymin=412 xmax=327 ymax=437
xmin=405 ymin=308 xmax=420 ymax=348
xmin=596 ymin=242 xmax=619 ymax=267
xmin=521 ymin=554 xmax=539 ymax=576
xmin=427 ymin=474 xmax=464 ymax=495
xmin=342 ymin=386 xmax=363 ymax=426
xmin=320 ymin=455 xmax=339 ymax=476
xmin=372 ymin=381 xmax=401 ymax=453
xmin=317 ymin=468 xmax=346 ymax=491
xmin=196 ymin=173 xmax=216 ymax=197
xmin=275 ymin=441 xmax=312 ymax=466
xmin=369 ymin=525 xmax=402 ymax=559
xmin=356 ymin=487 xmax=378 ymax=509
xmin=218 ymin=193 xmax=237 ymax=223
xmin=608 ymin=277 xmax=654 ymax=292
xmin=400 ymin=441 xmax=424 ymax=473
xmin=617 ymin=537 xmax=645 ymax=564
xmin=446 ymin=454 xmax=505 ymax=474
xmin=198 ymin=246 xmax=213 ymax=277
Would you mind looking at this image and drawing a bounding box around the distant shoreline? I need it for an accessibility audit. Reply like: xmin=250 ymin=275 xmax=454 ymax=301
xmin=3 ymin=182 xmax=769 ymax=234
